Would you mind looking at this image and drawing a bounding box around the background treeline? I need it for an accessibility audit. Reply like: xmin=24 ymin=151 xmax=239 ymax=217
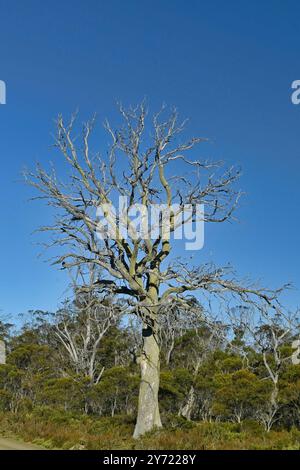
xmin=1 ymin=291 xmax=300 ymax=441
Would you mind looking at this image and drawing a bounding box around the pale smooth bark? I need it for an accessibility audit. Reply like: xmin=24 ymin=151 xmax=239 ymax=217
xmin=133 ymin=324 xmax=162 ymax=438
xmin=179 ymin=385 xmax=195 ymax=421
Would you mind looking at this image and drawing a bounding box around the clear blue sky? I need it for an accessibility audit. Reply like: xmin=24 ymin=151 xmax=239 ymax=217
xmin=0 ymin=0 xmax=299 ymax=317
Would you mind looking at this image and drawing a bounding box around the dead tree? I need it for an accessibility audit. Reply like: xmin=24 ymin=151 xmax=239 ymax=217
xmin=53 ymin=264 xmax=122 ymax=384
xmin=26 ymin=102 xmax=285 ymax=437
xmin=228 ymin=304 xmax=299 ymax=431
xmin=253 ymin=308 xmax=299 ymax=431
xmin=159 ymin=300 xmax=205 ymax=366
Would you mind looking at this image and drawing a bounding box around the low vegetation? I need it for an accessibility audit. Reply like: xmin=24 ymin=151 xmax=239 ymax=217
xmin=1 ymin=411 xmax=300 ymax=450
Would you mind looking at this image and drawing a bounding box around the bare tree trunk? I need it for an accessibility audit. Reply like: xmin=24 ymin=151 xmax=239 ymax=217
xmin=133 ymin=324 xmax=162 ymax=438
xmin=179 ymin=385 xmax=195 ymax=420
xmin=165 ymin=339 xmax=175 ymax=366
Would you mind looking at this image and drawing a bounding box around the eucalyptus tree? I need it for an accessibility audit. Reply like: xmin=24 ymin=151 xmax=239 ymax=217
xmin=27 ymin=103 xmax=283 ymax=437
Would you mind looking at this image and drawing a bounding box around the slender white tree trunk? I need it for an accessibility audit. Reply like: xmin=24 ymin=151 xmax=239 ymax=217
xmin=179 ymin=385 xmax=195 ymax=420
xmin=133 ymin=325 xmax=162 ymax=438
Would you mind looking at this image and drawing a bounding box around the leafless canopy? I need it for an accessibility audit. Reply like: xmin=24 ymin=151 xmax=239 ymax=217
xmin=26 ymin=102 xmax=286 ymax=321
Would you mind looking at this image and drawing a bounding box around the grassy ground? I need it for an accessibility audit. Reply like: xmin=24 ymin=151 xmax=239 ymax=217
xmin=0 ymin=410 xmax=300 ymax=450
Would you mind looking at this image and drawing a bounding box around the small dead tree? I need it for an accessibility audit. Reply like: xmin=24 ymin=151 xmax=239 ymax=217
xmin=54 ymin=264 xmax=121 ymax=384
xmin=229 ymin=304 xmax=299 ymax=431
xmin=159 ymin=299 xmax=205 ymax=366
xmin=176 ymin=306 xmax=228 ymax=420
xmin=253 ymin=308 xmax=299 ymax=431
xmin=26 ymin=103 xmax=285 ymax=437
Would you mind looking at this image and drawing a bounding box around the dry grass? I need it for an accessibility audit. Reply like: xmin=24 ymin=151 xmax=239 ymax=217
xmin=0 ymin=411 xmax=300 ymax=450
